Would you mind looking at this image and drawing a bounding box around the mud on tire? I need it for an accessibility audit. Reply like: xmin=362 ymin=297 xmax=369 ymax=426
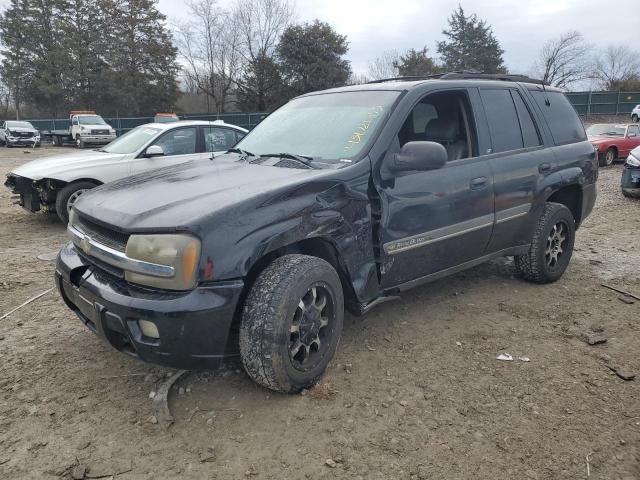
xmin=515 ymin=202 xmax=576 ymax=284
xmin=239 ymin=254 xmax=344 ymax=393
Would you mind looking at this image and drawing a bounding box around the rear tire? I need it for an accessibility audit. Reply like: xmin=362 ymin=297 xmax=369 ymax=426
xmin=55 ymin=181 xmax=97 ymax=224
xmin=599 ymin=147 xmax=616 ymax=167
xmin=514 ymin=202 xmax=575 ymax=284
xmin=51 ymin=136 xmax=59 ymax=146
xmin=240 ymin=254 xmax=344 ymax=393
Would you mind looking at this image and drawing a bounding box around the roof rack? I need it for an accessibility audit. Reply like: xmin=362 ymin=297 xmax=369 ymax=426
xmin=367 ymin=71 xmax=546 ymax=85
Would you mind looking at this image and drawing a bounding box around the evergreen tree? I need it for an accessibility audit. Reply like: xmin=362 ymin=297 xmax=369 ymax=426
xmin=277 ymin=20 xmax=351 ymax=96
xmin=236 ymin=53 xmax=287 ymax=111
xmin=394 ymin=47 xmax=440 ymax=76
xmin=437 ymin=5 xmax=506 ymax=74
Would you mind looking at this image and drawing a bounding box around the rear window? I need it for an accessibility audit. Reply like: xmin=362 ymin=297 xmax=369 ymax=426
xmin=530 ymin=90 xmax=586 ymax=145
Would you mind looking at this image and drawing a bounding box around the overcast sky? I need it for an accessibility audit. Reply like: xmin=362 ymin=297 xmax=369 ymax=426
xmin=158 ymin=0 xmax=637 ymax=78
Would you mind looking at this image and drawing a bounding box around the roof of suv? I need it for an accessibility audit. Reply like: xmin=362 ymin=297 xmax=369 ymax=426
xmin=302 ymin=73 xmax=564 ymax=96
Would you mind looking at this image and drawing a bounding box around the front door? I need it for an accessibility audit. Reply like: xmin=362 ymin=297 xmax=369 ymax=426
xmin=376 ymin=89 xmax=495 ymax=288
xmin=132 ymin=126 xmax=201 ymax=174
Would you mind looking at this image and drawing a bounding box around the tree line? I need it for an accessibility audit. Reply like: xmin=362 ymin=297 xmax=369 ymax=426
xmin=0 ymin=0 xmax=638 ymax=120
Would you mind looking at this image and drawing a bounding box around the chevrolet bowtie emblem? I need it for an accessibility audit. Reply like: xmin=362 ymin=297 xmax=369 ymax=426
xmin=81 ymin=235 xmax=91 ymax=252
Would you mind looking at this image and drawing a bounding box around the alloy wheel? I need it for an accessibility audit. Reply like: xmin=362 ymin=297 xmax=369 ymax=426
xmin=288 ymin=285 xmax=335 ymax=372
xmin=66 ymin=189 xmax=89 ymax=212
xmin=545 ymin=221 xmax=568 ymax=270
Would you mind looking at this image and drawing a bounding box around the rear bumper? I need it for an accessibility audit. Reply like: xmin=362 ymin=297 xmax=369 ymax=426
xmin=55 ymin=242 xmax=244 ymax=369
xmin=580 ymin=182 xmax=597 ymax=223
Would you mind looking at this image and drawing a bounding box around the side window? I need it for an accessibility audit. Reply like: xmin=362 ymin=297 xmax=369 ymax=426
xmin=235 ymin=131 xmax=246 ymax=143
xmin=397 ymin=91 xmax=476 ymax=161
xmin=530 ymin=90 xmax=586 ymax=145
xmin=511 ymin=91 xmax=542 ymax=148
xmin=479 ymin=89 xmax=523 ymax=153
xmin=72 ymin=117 xmax=78 ymax=125
xmin=204 ymin=127 xmax=237 ymax=152
xmin=151 ymin=127 xmax=197 ymax=156
xmin=628 ymin=125 xmax=640 ymax=137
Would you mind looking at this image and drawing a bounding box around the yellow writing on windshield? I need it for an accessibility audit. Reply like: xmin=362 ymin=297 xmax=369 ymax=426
xmin=343 ymin=106 xmax=384 ymax=152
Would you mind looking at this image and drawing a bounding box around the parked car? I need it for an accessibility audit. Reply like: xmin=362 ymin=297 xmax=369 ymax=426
xmin=48 ymin=111 xmax=117 ymax=148
xmin=0 ymin=120 xmax=41 ymax=147
xmin=5 ymin=120 xmax=247 ymax=224
xmin=587 ymin=123 xmax=640 ymax=166
xmin=621 ymin=145 xmax=640 ymax=197
xmin=56 ymin=73 xmax=597 ymax=393
xmin=631 ymin=104 xmax=640 ymax=123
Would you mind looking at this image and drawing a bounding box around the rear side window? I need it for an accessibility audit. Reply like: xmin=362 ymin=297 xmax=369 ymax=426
xmin=530 ymin=90 xmax=586 ymax=145
xmin=511 ymin=91 xmax=541 ymax=148
xmin=628 ymin=125 xmax=640 ymax=137
xmin=480 ymin=89 xmax=523 ymax=153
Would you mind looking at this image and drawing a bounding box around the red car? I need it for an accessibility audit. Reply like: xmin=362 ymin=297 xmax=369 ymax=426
xmin=587 ymin=123 xmax=640 ymax=166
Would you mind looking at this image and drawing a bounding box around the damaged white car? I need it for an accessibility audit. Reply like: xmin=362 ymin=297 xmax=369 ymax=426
xmin=4 ymin=120 xmax=247 ymax=224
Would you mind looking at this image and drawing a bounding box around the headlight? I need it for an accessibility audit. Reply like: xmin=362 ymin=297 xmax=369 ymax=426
xmin=125 ymin=234 xmax=201 ymax=290
xmin=626 ymin=154 xmax=640 ymax=167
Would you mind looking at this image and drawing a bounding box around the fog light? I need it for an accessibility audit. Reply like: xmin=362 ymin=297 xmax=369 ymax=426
xmin=138 ymin=320 xmax=160 ymax=339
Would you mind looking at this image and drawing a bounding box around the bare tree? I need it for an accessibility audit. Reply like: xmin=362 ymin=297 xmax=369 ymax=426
xmin=593 ymin=45 xmax=640 ymax=90
xmin=233 ymin=0 xmax=294 ymax=62
xmin=533 ymin=31 xmax=592 ymax=88
xmin=367 ymin=50 xmax=399 ymax=80
xmin=174 ymin=0 xmax=243 ymax=113
xmin=348 ymin=72 xmax=369 ymax=85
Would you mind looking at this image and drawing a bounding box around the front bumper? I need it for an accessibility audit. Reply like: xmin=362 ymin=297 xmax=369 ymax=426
xmin=621 ymin=165 xmax=640 ymax=197
xmin=79 ymin=135 xmax=116 ymax=144
xmin=7 ymin=138 xmax=40 ymax=146
xmin=55 ymin=242 xmax=244 ymax=369
xmin=4 ymin=174 xmax=42 ymax=212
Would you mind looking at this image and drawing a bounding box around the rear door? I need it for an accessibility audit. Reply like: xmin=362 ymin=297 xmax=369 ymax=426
xmin=202 ymin=126 xmax=243 ymax=158
xmin=376 ymin=89 xmax=495 ymax=288
xmin=473 ymin=87 xmax=556 ymax=253
xmin=131 ymin=126 xmax=201 ymax=174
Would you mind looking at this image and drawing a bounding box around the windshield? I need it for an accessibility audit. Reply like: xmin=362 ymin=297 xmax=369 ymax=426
xmin=587 ymin=124 xmax=626 ymax=137
xmin=78 ymin=115 xmax=107 ymax=125
xmin=7 ymin=121 xmax=34 ymax=129
xmin=100 ymin=126 xmax=161 ymax=154
xmin=236 ymin=90 xmax=400 ymax=163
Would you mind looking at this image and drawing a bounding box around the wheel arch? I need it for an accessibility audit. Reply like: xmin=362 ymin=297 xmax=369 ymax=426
xmin=546 ymin=184 xmax=583 ymax=228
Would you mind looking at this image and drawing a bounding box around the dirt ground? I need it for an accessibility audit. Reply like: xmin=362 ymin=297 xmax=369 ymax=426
xmin=1 ymin=145 xmax=639 ymax=480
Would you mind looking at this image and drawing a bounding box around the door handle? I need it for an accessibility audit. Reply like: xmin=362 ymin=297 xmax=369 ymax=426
xmin=470 ymin=177 xmax=487 ymax=189
xmin=539 ymin=162 xmax=551 ymax=173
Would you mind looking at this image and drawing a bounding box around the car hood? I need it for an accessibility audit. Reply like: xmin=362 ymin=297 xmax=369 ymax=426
xmin=74 ymin=158 xmax=332 ymax=232
xmin=11 ymin=150 xmax=126 ymax=180
xmin=7 ymin=127 xmax=38 ymax=133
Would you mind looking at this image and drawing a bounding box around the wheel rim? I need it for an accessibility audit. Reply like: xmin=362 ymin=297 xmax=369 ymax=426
xmin=606 ymin=150 xmax=614 ymax=165
xmin=545 ymin=221 xmax=569 ymax=270
xmin=66 ymin=189 xmax=88 ymax=212
xmin=288 ymin=284 xmax=335 ymax=372
xmin=76 ymin=138 xmax=81 ymax=147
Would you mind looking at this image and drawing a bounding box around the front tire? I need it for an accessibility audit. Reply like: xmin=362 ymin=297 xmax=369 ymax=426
xmin=515 ymin=203 xmax=576 ymax=284
xmin=76 ymin=136 xmax=85 ymax=149
xmin=240 ymin=254 xmax=344 ymax=393
xmin=55 ymin=181 xmax=97 ymax=224
xmin=632 ymin=114 xmax=639 ymax=123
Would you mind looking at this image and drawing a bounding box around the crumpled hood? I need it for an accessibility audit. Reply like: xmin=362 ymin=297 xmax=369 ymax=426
xmin=7 ymin=127 xmax=39 ymax=134
xmin=74 ymin=157 xmax=331 ymax=232
xmin=11 ymin=150 xmax=126 ymax=180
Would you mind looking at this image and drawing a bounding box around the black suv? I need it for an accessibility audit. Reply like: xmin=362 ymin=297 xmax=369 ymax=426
xmin=55 ymin=73 xmax=597 ymax=393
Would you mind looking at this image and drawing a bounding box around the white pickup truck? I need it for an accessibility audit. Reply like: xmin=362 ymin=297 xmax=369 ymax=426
xmin=5 ymin=120 xmax=247 ymax=223
xmin=49 ymin=111 xmax=117 ymax=148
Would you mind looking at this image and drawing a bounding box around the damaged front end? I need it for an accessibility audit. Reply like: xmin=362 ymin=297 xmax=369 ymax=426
xmin=4 ymin=174 xmax=59 ymax=213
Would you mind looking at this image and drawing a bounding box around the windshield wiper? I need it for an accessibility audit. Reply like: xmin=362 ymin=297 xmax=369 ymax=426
xmin=226 ymin=148 xmax=256 ymax=161
xmin=260 ymin=152 xmax=318 ymax=169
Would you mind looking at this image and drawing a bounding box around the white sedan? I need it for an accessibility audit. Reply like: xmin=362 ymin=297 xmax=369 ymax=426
xmin=4 ymin=120 xmax=247 ymax=224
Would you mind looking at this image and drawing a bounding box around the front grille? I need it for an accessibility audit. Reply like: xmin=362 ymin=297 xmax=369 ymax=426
xmin=91 ymin=129 xmax=110 ymax=135
xmin=12 ymin=131 xmax=34 ymax=138
xmin=75 ymin=215 xmax=129 ymax=252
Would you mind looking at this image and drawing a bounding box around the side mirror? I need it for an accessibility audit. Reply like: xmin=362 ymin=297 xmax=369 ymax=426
xmin=145 ymin=145 xmax=165 ymax=157
xmin=390 ymin=141 xmax=448 ymax=173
